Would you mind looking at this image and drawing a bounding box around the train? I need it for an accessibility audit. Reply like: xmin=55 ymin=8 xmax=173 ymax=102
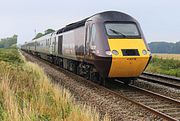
xmin=21 ymin=11 xmax=151 ymax=85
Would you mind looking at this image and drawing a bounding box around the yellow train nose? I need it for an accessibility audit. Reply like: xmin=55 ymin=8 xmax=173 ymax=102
xmin=108 ymin=39 xmax=150 ymax=78
xmin=109 ymin=56 xmax=149 ymax=77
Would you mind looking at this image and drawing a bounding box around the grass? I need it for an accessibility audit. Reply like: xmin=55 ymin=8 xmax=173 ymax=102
xmin=0 ymin=48 xmax=110 ymax=121
xmin=0 ymin=48 xmax=24 ymax=65
xmin=152 ymin=53 xmax=180 ymax=60
xmin=145 ymin=56 xmax=180 ymax=77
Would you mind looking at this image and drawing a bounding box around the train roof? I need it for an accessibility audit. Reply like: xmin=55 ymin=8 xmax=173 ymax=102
xmin=56 ymin=18 xmax=89 ymax=34
xmin=23 ymin=32 xmax=52 ymax=45
xmin=56 ymin=11 xmax=137 ymax=34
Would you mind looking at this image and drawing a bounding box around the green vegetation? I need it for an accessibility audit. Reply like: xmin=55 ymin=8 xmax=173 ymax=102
xmin=0 ymin=35 xmax=17 ymax=48
xmin=34 ymin=33 xmax=44 ymax=39
xmin=44 ymin=29 xmax=55 ymax=35
xmin=0 ymin=48 xmax=110 ymax=121
xmin=33 ymin=29 xmax=55 ymax=40
xmin=148 ymin=41 xmax=180 ymax=54
xmin=146 ymin=56 xmax=180 ymax=77
xmin=152 ymin=54 xmax=180 ymax=60
xmin=0 ymin=49 xmax=23 ymax=65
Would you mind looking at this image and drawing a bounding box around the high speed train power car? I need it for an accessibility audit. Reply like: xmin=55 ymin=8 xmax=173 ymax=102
xmin=21 ymin=11 xmax=151 ymax=85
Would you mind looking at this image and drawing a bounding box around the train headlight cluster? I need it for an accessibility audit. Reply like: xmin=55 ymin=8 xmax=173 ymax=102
xmin=142 ymin=49 xmax=147 ymax=55
xmin=106 ymin=50 xmax=119 ymax=56
xmin=112 ymin=50 xmax=119 ymax=55
xmin=105 ymin=51 xmax=112 ymax=55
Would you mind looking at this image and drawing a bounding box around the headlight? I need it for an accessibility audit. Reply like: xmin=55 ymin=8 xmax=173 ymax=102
xmin=112 ymin=50 xmax=119 ymax=55
xmin=105 ymin=51 xmax=112 ymax=55
xmin=142 ymin=49 xmax=147 ymax=55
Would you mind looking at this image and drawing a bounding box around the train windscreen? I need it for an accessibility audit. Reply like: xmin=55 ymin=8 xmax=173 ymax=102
xmin=105 ymin=23 xmax=141 ymax=38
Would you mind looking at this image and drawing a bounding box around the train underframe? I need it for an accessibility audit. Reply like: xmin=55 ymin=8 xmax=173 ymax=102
xmin=24 ymin=50 xmax=137 ymax=86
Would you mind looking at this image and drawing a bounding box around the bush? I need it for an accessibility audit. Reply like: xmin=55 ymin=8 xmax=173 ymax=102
xmin=146 ymin=56 xmax=180 ymax=77
xmin=0 ymin=48 xmax=24 ymax=65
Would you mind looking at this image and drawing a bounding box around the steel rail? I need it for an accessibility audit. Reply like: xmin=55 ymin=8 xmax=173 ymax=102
xmin=142 ymin=72 xmax=180 ymax=81
xmin=140 ymin=72 xmax=180 ymax=89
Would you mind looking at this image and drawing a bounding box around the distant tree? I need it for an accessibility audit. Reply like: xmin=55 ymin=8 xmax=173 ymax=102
xmin=148 ymin=41 xmax=180 ymax=54
xmin=0 ymin=35 xmax=17 ymax=48
xmin=44 ymin=29 xmax=55 ymax=35
xmin=33 ymin=33 xmax=43 ymax=40
xmin=33 ymin=29 xmax=55 ymax=40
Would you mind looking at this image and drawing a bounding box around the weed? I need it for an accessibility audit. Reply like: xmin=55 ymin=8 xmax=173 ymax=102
xmin=0 ymin=48 xmax=111 ymax=121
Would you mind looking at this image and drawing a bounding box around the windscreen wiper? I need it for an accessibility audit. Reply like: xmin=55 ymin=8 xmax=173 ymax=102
xmin=109 ymin=29 xmax=126 ymax=38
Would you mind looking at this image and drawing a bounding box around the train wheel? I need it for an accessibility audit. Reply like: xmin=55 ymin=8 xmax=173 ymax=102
xmin=131 ymin=78 xmax=137 ymax=85
xmin=124 ymin=80 xmax=131 ymax=85
xmin=91 ymin=72 xmax=98 ymax=82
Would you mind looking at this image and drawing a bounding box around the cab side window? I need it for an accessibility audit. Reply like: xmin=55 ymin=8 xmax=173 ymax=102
xmin=86 ymin=25 xmax=91 ymax=45
xmin=90 ymin=24 xmax=96 ymax=46
xmin=85 ymin=24 xmax=91 ymax=52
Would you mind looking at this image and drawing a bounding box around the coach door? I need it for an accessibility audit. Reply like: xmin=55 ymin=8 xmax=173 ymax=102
xmin=54 ymin=37 xmax=56 ymax=52
xmin=85 ymin=21 xmax=96 ymax=61
xmin=85 ymin=21 xmax=92 ymax=61
xmin=58 ymin=35 xmax=63 ymax=55
xmin=51 ymin=37 xmax=56 ymax=53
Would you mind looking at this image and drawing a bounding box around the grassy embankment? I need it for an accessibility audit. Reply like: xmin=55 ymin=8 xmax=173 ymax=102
xmin=145 ymin=54 xmax=180 ymax=77
xmin=0 ymin=48 xmax=110 ymax=121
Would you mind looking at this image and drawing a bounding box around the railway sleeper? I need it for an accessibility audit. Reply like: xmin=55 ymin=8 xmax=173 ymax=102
xmin=124 ymin=94 xmax=145 ymax=97
xmin=166 ymin=112 xmax=180 ymax=117
xmin=158 ymin=108 xmax=180 ymax=113
xmin=150 ymin=104 xmax=174 ymax=109
xmin=143 ymin=101 xmax=164 ymax=106
xmin=131 ymin=96 xmax=155 ymax=100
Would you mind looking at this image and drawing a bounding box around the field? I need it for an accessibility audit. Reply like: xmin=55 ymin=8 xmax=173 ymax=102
xmin=152 ymin=53 xmax=180 ymax=60
xmin=0 ymin=48 xmax=110 ymax=121
xmin=145 ymin=53 xmax=180 ymax=77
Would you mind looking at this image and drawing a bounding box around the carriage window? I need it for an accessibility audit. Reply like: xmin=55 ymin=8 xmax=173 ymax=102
xmin=105 ymin=23 xmax=140 ymax=38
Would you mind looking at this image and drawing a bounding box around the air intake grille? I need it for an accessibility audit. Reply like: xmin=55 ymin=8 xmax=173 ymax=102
xmin=122 ymin=49 xmax=139 ymax=56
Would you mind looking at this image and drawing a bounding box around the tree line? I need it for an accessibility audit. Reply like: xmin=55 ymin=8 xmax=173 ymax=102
xmin=0 ymin=35 xmax=17 ymax=48
xmin=148 ymin=41 xmax=180 ymax=54
xmin=33 ymin=29 xmax=55 ymax=40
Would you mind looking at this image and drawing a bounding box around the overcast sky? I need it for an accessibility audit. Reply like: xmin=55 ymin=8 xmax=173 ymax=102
xmin=0 ymin=0 xmax=180 ymax=44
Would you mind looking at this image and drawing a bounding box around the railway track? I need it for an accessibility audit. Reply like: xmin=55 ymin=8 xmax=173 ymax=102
xmin=140 ymin=72 xmax=180 ymax=89
xmin=110 ymin=80 xmax=180 ymax=121
xmin=23 ymin=52 xmax=180 ymax=121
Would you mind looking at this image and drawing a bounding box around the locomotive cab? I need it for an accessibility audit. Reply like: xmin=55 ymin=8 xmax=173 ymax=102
xmin=105 ymin=22 xmax=151 ymax=77
xmin=85 ymin=11 xmax=151 ymax=79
